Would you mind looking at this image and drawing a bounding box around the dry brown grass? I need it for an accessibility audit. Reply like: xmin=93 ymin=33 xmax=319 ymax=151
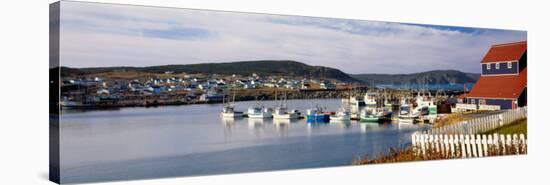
xmin=433 ymin=113 xmax=467 ymax=128
xmin=353 ymin=144 xmax=527 ymax=165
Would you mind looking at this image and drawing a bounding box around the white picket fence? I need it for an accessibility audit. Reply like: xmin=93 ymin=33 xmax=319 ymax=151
xmin=411 ymin=133 xmax=527 ymax=158
xmin=424 ymin=107 xmax=527 ymax=135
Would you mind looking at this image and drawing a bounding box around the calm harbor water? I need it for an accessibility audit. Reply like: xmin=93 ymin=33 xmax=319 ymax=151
xmin=60 ymin=99 xmax=429 ymax=183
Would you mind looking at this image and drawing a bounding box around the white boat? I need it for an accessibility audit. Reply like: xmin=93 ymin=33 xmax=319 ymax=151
xmin=398 ymin=97 xmax=417 ymax=124
xmin=360 ymin=107 xmax=391 ymax=122
xmin=220 ymin=92 xmax=243 ymax=118
xmin=364 ymin=92 xmax=378 ymax=107
xmin=343 ymin=95 xmax=366 ymax=117
xmin=221 ymin=105 xmax=243 ymax=118
xmin=273 ymin=107 xmax=300 ymax=119
xmin=247 ymin=106 xmax=273 ymax=119
xmin=398 ymin=102 xmax=418 ymax=124
xmin=413 ymin=91 xmax=438 ymax=122
xmin=272 ymin=92 xmax=300 ymax=119
xmin=331 ymin=93 xmax=352 ymax=122
xmin=330 ymin=105 xmax=352 ymax=121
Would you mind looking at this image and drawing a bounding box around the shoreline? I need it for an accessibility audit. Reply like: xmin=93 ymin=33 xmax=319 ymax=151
xmin=61 ymin=88 xmax=467 ymax=110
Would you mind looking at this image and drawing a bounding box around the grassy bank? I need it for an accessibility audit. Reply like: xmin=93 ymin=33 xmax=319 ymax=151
xmin=434 ymin=111 xmax=499 ymax=128
xmin=353 ymin=144 xmax=527 ymax=165
xmin=352 ymin=148 xmax=419 ymax=165
xmin=483 ymin=118 xmax=527 ymax=136
xmin=354 ymin=118 xmax=528 ymax=165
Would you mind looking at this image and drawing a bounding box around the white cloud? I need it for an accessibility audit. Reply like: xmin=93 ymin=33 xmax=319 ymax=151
xmin=59 ymin=1 xmax=526 ymax=74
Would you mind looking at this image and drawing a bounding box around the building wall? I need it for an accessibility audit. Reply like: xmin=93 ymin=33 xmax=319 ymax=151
xmin=467 ymin=98 xmax=514 ymax=109
xmin=518 ymin=88 xmax=527 ymax=107
xmin=519 ymin=51 xmax=527 ymax=71
xmin=481 ymin=61 xmax=518 ymax=75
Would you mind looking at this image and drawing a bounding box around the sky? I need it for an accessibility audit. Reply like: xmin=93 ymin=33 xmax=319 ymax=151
xmin=59 ymin=1 xmax=527 ymax=74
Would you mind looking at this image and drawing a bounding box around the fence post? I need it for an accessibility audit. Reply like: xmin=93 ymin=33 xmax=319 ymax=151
xmin=428 ymin=134 xmax=434 ymax=152
xmin=412 ymin=133 xmax=417 ymax=147
xmin=493 ymin=133 xmax=500 ymax=152
xmin=438 ymin=134 xmax=443 ymax=153
xmin=506 ymin=134 xmax=512 ymax=155
xmin=460 ymin=135 xmax=466 ymax=158
xmin=450 ymin=135 xmax=456 ymax=158
xmin=500 ymin=134 xmax=506 ymax=155
xmin=513 ymin=134 xmax=519 ymax=154
xmin=519 ymin=134 xmax=526 ymax=154
xmin=443 ymin=135 xmax=449 ymax=158
xmin=422 ymin=134 xmax=428 ymax=157
xmin=499 ymin=114 xmax=504 ymax=126
xmin=476 ymin=134 xmax=483 ymax=157
xmin=482 ymin=134 xmax=488 ymax=157
xmin=465 ymin=135 xmax=472 ymax=158
xmin=470 ymin=134 xmax=477 ymax=157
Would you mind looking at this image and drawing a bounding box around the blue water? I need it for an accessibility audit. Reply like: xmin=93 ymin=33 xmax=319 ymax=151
xmin=375 ymin=83 xmax=474 ymax=91
xmin=59 ymin=99 xmax=429 ymax=183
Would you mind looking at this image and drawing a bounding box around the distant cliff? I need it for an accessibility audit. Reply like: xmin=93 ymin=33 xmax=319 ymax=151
xmin=350 ymin=70 xmax=480 ymax=85
xmin=60 ymin=60 xmax=360 ymax=82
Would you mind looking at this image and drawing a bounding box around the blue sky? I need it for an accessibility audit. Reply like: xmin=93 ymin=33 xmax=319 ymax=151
xmin=59 ymin=1 xmax=526 ymax=74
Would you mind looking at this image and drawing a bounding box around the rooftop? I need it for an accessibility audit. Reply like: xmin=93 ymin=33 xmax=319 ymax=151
xmin=466 ymin=68 xmax=526 ymax=99
xmin=480 ymin=41 xmax=527 ymax=63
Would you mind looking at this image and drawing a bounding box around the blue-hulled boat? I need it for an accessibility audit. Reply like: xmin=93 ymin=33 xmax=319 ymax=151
xmin=306 ymin=106 xmax=330 ymax=123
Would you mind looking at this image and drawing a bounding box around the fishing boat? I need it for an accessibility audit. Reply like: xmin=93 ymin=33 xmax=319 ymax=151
xmin=360 ymin=107 xmax=391 ymax=122
xmin=221 ymin=105 xmax=243 ymax=118
xmin=220 ymin=92 xmax=243 ymax=118
xmin=247 ymin=105 xmax=273 ymax=119
xmin=398 ymin=102 xmax=417 ymax=124
xmin=273 ymin=107 xmax=300 ymax=119
xmin=330 ymin=107 xmax=351 ymax=121
xmin=413 ymin=91 xmax=438 ymax=122
xmin=306 ymin=106 xmax=330 ymax=123
xmin=360 ymin=108 xmax=378 ymax=122
xmin=346 ymin=95 xmax=366 ymax=117
xmin=272 ymin=92 xmax=300 ymax=119
xmin=331 ymin=94 xmax=353 ymax=121
xmin=364 ymin=92 xmax=378 ymax=108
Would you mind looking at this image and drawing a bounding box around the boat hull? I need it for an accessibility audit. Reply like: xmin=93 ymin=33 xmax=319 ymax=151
xmin=247 ymin=113 xmax=272 ymax=119
xmin=273 ymin=113 xmax=299 ymax=119
xmin=306 ymin=114 xmax=329 ymax=123
xmin=330 ymin=115 xmax=351 ymax=121
xmin=221 ymin=112 xmax=243 ymax=118
xmin=398 ymin=116 xmax=416 ymax=124
xmin=360 ymin=116 xmax=380 ymax=122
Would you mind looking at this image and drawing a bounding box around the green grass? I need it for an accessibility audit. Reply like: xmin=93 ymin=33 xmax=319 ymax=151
xmin=483 ymin=118 xmax=527 ymax=136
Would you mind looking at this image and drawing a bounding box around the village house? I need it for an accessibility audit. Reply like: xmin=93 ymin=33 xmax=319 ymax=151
xmin=464 ymin=41 xmax=527 ymax=110
xmin=320 ymin=80 xmax=336 ymax=90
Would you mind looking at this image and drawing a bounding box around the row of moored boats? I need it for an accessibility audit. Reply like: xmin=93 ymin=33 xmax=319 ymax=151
xmin=221 ymin=91 xmax=438 ymax=124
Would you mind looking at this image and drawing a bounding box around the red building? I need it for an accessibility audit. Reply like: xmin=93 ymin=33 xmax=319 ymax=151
xmin=465 ymin=41 xmax=527 ymax=109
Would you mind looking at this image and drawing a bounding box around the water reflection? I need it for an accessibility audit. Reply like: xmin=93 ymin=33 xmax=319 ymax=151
xmin=248 ymin=119 xmax=268 ymax=130
xmin=273 ymin=120 xmax=289 ymax=137
xmin=221 ymin=117 xmax=237 ymax=125
xmin=273 ymin=119 xmax=291 ymax=125
xmin=331 ymin=121 xmax=352 ymax=130
xmin=221 ymin=117 xmax=241 ymax=140
xmin=60 ymin=99 xmax=428 ymax=183
xmin=360 ymin=122 xmax=378 ymax=133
